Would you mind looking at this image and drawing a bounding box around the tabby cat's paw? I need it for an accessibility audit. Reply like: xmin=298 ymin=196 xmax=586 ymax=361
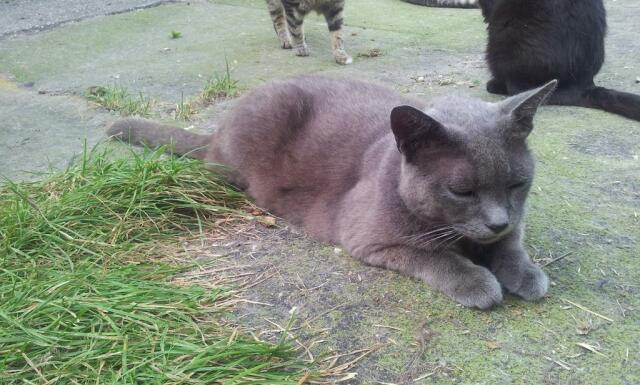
xmin=450 ymin=269 xmax=503 ymax=310
xmin=509 ymin=264 xmax=549 ymax=301
xmin=279 ymin=37 xmax=292 ymax=49
xmin=333 ymin=50 xmax=352 ymax=65
xmin=295 ymin=44 xmax=310 ymax=56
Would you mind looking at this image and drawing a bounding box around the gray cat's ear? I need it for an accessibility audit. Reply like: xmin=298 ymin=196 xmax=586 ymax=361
xmin=501 ymin=80 xmax=558 ymax=139
xmin=390 ymin=105 xmax=450 ymax=161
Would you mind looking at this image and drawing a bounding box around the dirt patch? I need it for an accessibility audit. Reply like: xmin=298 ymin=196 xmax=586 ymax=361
xmin=183 ymin=222 xmax=457 ymax=384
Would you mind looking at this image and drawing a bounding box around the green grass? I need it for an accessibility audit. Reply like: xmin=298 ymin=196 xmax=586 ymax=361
xmin=174 ymin=92 xmax=196 ymax=121
xmin=170 ymin=30 xmax=182 ymax=39
xmin=0 ymin=145 xmax=313 ymax=384
xmin=202 ymin=60 xmax=239 ymax=101
xmin=87 ymin=85 xmax=152 ymax=117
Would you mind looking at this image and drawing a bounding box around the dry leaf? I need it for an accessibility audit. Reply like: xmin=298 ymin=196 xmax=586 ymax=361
xmin=257 ymin=216 xmax=277 ymax=227
xmin=484 ymin=340 xmax=500 ymax=350
xmin=575 ymin=320 xmax=591 ymax=335
xmin=510 ymin=308 xmax=525 ymax=316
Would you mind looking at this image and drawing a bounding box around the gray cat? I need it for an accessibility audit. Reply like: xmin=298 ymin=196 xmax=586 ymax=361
xmin=265 ymin=0 xmax=351 ymax=65
xmin=107 ymin=76 xmax=556 ymax=309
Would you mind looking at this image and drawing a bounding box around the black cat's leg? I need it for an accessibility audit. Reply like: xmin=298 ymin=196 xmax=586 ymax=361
xmin=323 ymin=2 xmax=352 ymax=65
xmin=357 ymin=245 xmax=503 ymax=309
xmin=265 ymin=0 xmax=292 ymax=49
xmin=486 ymin=78 xmax=508 ymax=95
xmin=505 ymin=80 xmax=539 ymax=96
xmin=282 ymin=1 xmax=309 ymax=56
xmin=478 ymin=0 xmax=494 ymax=20
xmin=484 ymin=228 xmax=549 ymax=301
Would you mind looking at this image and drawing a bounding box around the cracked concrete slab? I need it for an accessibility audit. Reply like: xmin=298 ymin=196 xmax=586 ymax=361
xmin=0 ymin=0 xmax=174 ymax=36
xmin=0 ymin=82 xmax=111 ymax=181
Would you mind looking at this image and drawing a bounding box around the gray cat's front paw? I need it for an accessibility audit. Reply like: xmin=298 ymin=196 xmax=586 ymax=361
xmin=295 ymin=44 xmax=310 ymax=56
xmin=511 ymin=264 xmax=549 ymax=301
xmin=333 ymin=50 xmax=352 ymax=65
xmin=495 ymin=260 xmax=549 ymax=301
xmin=450 ymin=269 xmax=503 ymax=310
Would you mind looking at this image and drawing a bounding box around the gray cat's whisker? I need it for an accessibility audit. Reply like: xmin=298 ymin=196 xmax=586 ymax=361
xmin=413 ymin=230 xmax=458 ymax=249
xmin=432 ymin=235 xmax=457 ymax=253
xmin=408 ymin=229 xmax=456 ymax=243
xmin=403 ymin=225 xmax=451 ymax=236
xmin=436 ymin=234 xmax=464 ymax=253
xmin=403 ymin=226 xmax=454 ymax=242
xmin=405 ymin=232 xmax=454 ymax=245
xmin=424 ymin=232 xmax=458 ymax=250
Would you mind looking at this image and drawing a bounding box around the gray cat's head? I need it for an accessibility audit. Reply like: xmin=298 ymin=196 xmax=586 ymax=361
xmin=391 ymin=81 xmax=557 ymax=243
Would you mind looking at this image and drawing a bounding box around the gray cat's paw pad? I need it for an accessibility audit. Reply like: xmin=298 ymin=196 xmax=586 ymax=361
xmin=295 ymin=44 xmax=310 ymax=56
xmin=333 ymin=50 xmax=352 ymax=65
xmin=513 ymin=265 xmax=549 ymax=301
xmin=452 ymin=271 xmax=503 ymax=310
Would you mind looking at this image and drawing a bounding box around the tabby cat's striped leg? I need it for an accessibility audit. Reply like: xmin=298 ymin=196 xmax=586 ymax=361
xmin=282 ymin=2 xmax=309 ymax=56
xmin=323 ymin=3 xmax=352 ymax=65
xmin=266 ymin=0 xmax=292 ymax=49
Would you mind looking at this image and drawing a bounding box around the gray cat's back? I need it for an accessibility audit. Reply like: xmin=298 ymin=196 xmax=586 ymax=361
xmin=215 ymin=76 xmax=420 ymax=239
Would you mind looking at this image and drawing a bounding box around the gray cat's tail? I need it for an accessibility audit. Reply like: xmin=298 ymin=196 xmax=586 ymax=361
xmin=106 ymin=118 xmax=212 ymax=159
xmin=401 ymin=0 xmax=478 ymax=8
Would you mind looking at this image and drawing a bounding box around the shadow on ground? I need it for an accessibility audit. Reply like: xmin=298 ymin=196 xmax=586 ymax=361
xmin=0 ymin=0 xmax=638 ymax=383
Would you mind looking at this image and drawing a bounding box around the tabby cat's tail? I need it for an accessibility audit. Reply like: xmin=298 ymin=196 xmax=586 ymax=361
xmin=549 ymin=87 xmax=640 ymax=121
xmin=401 ymin=0 xmax=478 ymax=8
xmin=106 ymin=118 xmax=212 ymax=159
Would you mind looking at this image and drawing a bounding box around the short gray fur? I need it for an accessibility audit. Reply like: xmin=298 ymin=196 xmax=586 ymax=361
xmin=107 ymin=76 xmax=557 ymax=309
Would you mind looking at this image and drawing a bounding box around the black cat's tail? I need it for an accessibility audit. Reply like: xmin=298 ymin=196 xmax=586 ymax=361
xmin=400 ymin=0 xmax=478 ymax=8
xmin=106 ymin=118 xmax=212 ymax=159
xmin=549 ymin=87 xmax=640 ymax=121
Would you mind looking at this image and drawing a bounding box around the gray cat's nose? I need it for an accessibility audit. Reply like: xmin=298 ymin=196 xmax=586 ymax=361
xmin=486 ymin=222 xmax=508 ymax=234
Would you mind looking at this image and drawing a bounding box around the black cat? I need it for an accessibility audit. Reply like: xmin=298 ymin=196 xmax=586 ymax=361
xmin=479 ymin=0 xmax=640 ymax=121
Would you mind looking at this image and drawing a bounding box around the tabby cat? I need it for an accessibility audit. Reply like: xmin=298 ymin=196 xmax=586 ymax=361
xmin=107 ymin=76 xmax=556 ymax=309
xmin=266 ymin=0 xmax=351 ymax=65
xmin=479 ymin=0 xmax=640 ymax=121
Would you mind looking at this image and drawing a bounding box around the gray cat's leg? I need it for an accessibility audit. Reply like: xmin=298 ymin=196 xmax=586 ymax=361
xmin=266 ymin=0 xmax=292 ymax=49
xmin=282 ymin=1 xmax=309 ymax=56
xmin=485 ymin=230 xmax=549 ymax=301
xmin=323 ymin=3 xmax=352 ymax=65
xmin=359 ymin=246 xmax=503 ymax=309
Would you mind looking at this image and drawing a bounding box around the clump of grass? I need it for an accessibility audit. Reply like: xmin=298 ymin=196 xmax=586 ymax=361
xmin=87 ymin=85 xmax=152 ymax=117
xmin=1 ymin=145 xmax=246 ymax=266
xmin=202 ymin=60 xmax=239 ymax=101
xmin=0 ymin=146 xmax=313 ymax=384
xmin=170 ymin=30 xmax=182 ymax=39
xmin=174 ymin=92 xmax=196 ymax=121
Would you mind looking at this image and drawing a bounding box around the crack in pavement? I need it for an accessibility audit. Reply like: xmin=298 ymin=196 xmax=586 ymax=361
xmin=0 ymin=0 xmax=179 ymax=39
